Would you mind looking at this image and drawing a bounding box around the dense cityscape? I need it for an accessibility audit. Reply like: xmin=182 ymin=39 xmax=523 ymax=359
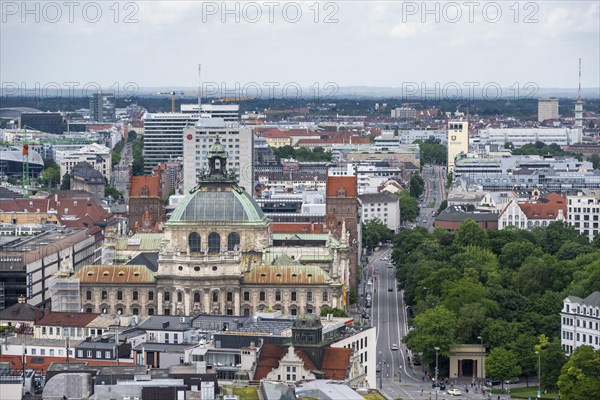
xmin=1 ymin=2 xmax=599 ymax=400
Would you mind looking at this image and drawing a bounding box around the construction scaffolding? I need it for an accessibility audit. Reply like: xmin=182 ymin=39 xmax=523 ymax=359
xmin=48 ymin=275 xmax=81 ymax=313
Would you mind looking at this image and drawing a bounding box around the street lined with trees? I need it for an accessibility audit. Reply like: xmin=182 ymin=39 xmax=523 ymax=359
xmin=392 ymin=220 xmax=599 ymax=396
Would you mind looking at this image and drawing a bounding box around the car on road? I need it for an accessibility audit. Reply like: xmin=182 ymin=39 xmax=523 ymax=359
xmin=388 ymin=286 xmax=393 ymax=292
xmin=432 ymin=381 xmax=446 ymax=390
xmin=485 ymin=379 xmax=501 ymax=387
xmin=367 ymin=279 xmax=373 ymax=286
xmin=447 ymin=388 xmax=461 ymax=396
xmin=505 ymin=377 xmax=520 ymax=384
xmin=391 ymin=344 xmax=398 ymax=350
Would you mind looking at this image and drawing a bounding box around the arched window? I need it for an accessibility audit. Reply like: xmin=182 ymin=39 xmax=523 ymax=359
xmin=208 ymin=232 xmax=221 ymax=253
xmin=188 ymin=232 xmax=201 ymax=252
xmin=177 ymin=291 xmax=183 ymax=303
xmin=194 ymin=292 xmax=201 ymax=303
xmin=212 ymin=292 xmax=219 ymax=302
xmin=164 ymin=291 xmax=171 ymax=302
xmin=227 ymin=232 xmax=240 ymax=251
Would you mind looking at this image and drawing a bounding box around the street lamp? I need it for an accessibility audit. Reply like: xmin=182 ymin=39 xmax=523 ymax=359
xmin=434 ymin=346 xmax=440 ymax=400
xmin=535 ymin=350 xmax=541 ymax=399
xmin=477 ymin=335 xmax=484 ymax=397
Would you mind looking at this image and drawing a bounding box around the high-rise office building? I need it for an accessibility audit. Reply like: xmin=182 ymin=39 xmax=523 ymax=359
xmin=447 ymin=120 xmax=469 ymax=173
xmin=183 ymin=116 xmax=254 ymax=193
xmin=89 ymin=93 xmax=116 ymax=122
xmin=143 ymin=104 xmax=239 ymax=174
xmin=538 ymin=98 xmax=559 ymax=122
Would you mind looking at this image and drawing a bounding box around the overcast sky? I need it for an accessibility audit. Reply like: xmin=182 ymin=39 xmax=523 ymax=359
xmin=1 ymin=1 xmax=599 ymax=96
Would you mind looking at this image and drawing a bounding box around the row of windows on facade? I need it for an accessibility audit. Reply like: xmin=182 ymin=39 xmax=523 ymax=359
xmin=562 ymin=330 xmax=599 ymax=346
xmin=568 ymin=206 xmax=600 ymax=213
xmin=148 ymin=332 xmax=180 ymax=343
xmin=188 ymin=232 xmax=240 ymax=253
xmin=89 ymin=289 xmax=329 ymax=303
xmin=40 ymin=326 xmax=103 ymax=336
xmin=565 ymin=304 xmax=600 ymax=316
xmin=90 ymin=304 xmax=319 ymax=317
xmin=562 ymin=317 xmax=600 ymax=328
xmin=570 ymin=214 xmax=599 ymax=221
xmin=28 ymin=348 xmax=73 ymax=357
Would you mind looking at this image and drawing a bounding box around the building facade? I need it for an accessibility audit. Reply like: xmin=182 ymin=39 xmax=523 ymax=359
xmin=57 ymin=143 xmax=112 ymax=183
xmin=477 ymin=128 xmax=581 ymax=148
xmin=325 ymin=174 xmax=360 ymax=292
xmin=447 ymin=120 xmax=469 ymax=173
xmin=0 ymin=229 xmax=100 ymax=310
xmin=538 ymin=98 xmax=559 ymax=122
xmin=359 ymin=192 xmax=401 ymax=233
xmin=143 ymin=104 xmax=239 ymax=174
xmin=566 ymin=190 xmax=600 ymax=242
xmin=89 ymin=93 xmax=116 ymax=122
xmin=73 ymin=140 xmax=349 ymax=318
xmin=183 ymin=117 xmax=254 ymax=194
xmin=129 ymin=175 xmax=164 ymax=233
xmin=497 ymin=192 xmax=566 ymax=230
xmin=560 ymin=292 xmax=600 ymax=355
xmin=70 ymin=162 xmax=105 ymax=199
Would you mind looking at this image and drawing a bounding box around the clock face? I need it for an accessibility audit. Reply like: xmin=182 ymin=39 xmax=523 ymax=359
xmin=187 ymin=134 xmax=193 ymax=140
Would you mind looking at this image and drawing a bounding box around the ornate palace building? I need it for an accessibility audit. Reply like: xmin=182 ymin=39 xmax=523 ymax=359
xmin=73 ymin=138 xmax=350 ymax=318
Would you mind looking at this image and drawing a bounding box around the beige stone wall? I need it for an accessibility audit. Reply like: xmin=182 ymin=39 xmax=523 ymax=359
xmin=0 ymin=212 xmax=60 ymax=225
xmin=80 ymin=284 xmax=157 ymax=317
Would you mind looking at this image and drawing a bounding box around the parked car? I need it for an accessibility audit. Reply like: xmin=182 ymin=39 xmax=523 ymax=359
xmin=485 ymin=379 xmax=501 ymax=387
xmin=447 ymin=388 xmax=461 ymax=396
xmin=505 ymin=377 xmax=520 ymax=384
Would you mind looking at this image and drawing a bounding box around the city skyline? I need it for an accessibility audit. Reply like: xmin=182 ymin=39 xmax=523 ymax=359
xmin=1 ymin=1 xmax=599 ymax=90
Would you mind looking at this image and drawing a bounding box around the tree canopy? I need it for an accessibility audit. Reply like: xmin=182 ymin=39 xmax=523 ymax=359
xmin=391 ymin=221 xmax=599 ymax=387
xmin=557 ymin=346 xmax=600 ymax=400
xmin=398 ymin=191 xmax=420 ymax=222
xmin=362 ymin=219 xmax=393 ymax=248
xmin=271 ymin=145 xmax=332 ymax=162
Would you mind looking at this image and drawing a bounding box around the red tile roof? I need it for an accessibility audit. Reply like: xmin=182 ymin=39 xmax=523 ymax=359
xmin=253 ymin=344 xmax=285 ymax=381
xmin=295 ymin=348 xmax=317 ymax=372
xmin=270 ymin=223 xmax=324 ymax=234
xmin=321 ymin=347 xmax=351 ymax=380
xmin=130 ymin=175 xmax=160 ymax=197
xmin=326 ymin=176 xmax=358 ymax=197
xmin=0 ymin=355 xmax=133 ymax=374
xmin=518 ymin=193 xmax=567 ymax=220
xmin=252 ymin=344 xmax=352 ymax=381
xmin=36 ymin=312 xmax=100 ymax=328
xmin=262 ymin=129 xmax=290 ymax=139
xmin=0 ymin=193 xmax=113 ymax=230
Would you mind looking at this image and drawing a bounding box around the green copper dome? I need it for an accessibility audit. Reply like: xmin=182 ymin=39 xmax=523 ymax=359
xmin=168 ymin=185 xmax=268 ymax=225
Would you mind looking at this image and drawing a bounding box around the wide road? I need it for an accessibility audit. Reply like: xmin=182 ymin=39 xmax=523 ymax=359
xmin=370 ymin=245 xmax=513 ymax=400
xmin=418 ymin=165 xmax=446 ymax=232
